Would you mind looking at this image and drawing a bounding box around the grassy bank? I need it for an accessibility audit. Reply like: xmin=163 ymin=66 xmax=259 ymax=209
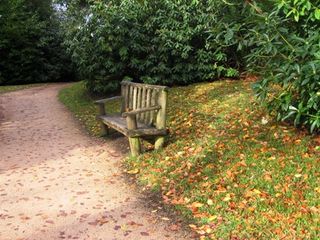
xmin=58 ymin=81 xmax=120 ymax=136
xmin=0 ymin=83 xmax=45 ymax=94
xmin=59 ymin=80 xmax=319 ymax=239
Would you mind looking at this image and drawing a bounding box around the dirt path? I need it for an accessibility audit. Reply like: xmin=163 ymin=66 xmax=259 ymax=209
xmin=0 ymin=84 xmax=190 ymax=240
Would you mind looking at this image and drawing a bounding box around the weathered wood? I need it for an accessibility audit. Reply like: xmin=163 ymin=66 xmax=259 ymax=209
xmin=126 ymin=115 xmax=141 ymax=156
xmin=100 ymin=115 xmax=127 ymax=136
xmin=120 ymin=86 xmax=125 ymax=113
xmin=96 ymin=81 xmax=168 ymax=155
xmin=97 ymin=103 xmax=105 ymax=115
xmin=141 ymin=87 xmax=146 ymax=122
xmin=122 ymin=105 xmax=161 ymax=117
xmin=98 ymin=114 xmax=165 ymax=137
xmin=155 ymin=89 xmax=167 ymax=149
xmin=133 ymin=87 xmax=138 ymax=110
xmin=137 ymin=87 xmax=142 ymax=121
xmin=96 ymin=103 xmax=109 ymax=135
xmin=155 ymin=136 xmax=165 ymax=149
xmin=129 ymin=85 xmax=133 ymax=110
xmin=124 ymin=84 xmax=129 ymax=111
xmin=94 ymin=96 xmax=123 ymax=104
xmin=149 ymin=89 xmax=157 ymax=125
xmin=121 ymin=81 xmax=168 ymax=90
xmin=156 ymin=90 xmax=167 ymax=129
xmin=145 ymin=88 xmax=151 ymax=125
xmin=128 ymin=128 xmax=167 ymax=138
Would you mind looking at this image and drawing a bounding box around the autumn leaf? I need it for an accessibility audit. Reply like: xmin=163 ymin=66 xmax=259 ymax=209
xmin=207 ymin=199 xmax=214 ymax=205
xmin=223 ymin=194 xmax=231 ymax=202
xmin=192 ymin=202 xmax=204 ymax=208
xmin=127 ymin=169 xmax=139 ymax=174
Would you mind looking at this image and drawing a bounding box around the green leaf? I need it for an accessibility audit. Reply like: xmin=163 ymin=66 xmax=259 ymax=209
xmin=310 ymin=119 xmax=318 ymax=133
xmin=315 ymin=9 xmax=320 ymax=20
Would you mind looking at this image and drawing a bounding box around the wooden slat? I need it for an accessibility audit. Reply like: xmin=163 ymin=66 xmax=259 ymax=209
xmin=121 ymin=86 xmax=125 ymax=113
xmin=124 ymin=85 xmax=129 ymax=110
xmin=145 ymin=88 xmax=151 ymax=125
xmin=128 ymin=128 xmax=168 ymax=137
xmin=149 ymin=89 xmax=157 ymax=125
xmin=126 ymin=85 xmax=130 ymax=111
xmin=98 ymin=114 xmax=165 ymax=137
xmin=137 ymin=87 xmax=142 ymax=121
xmin=133 ymin=86 xmax=138 ymax=110
xmin=141 ymin=87 xmax=146 ymax=122
xmin=121 ymin=81 xmax=168 ymax=90
xmin=129 ymin=85 xmax=134 ymax=110
xmin=122 ymin=105 xmax=161 ymax=117
xmin=99 ymin=114 xmax=128 ymax=136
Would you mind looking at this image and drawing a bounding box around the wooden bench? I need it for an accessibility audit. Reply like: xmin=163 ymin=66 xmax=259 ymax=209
xmin=95 ymin=81 xmax=168 ymax=156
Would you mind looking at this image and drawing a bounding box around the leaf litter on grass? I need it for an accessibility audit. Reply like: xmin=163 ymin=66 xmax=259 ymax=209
xmin=60 ymin=80 xmax=320 ymax=239
xmin=126 ymin=79 xmax=320 ymax=239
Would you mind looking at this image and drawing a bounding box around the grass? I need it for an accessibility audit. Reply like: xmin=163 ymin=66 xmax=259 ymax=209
xmin=58 ymin=81 xmax=120 ymax=136
xmin=0 ymin=83 xmax=46 ymax=94
xmin=59 ymin=80 xmax=320 ymax=239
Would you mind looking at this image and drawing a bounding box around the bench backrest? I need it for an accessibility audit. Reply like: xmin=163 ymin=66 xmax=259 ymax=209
xmin=120 ymin=81 xmax=168 ymax=128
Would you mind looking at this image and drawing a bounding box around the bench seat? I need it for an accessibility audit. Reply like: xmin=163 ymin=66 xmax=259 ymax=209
xmin=98 ymin=114 xmax=168 ymax=137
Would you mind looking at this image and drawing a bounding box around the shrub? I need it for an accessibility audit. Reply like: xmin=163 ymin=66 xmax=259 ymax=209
xmin=64 ymin=0 xmax=320 ymax=132
xmin=64 ymin=0 xmax=241 ymax=93
xmin=244 ymin=0 xmax=320 ymax=132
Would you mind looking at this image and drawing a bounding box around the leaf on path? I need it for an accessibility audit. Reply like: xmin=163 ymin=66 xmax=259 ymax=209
xmin=127 ymin=169 xmax=139 ymax=174
xmin=140 ymin=232 xmax=150 ymax=236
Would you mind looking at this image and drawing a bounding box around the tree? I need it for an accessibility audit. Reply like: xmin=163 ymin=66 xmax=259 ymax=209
xmin=0 ymin=0 xmax=74 ymax=85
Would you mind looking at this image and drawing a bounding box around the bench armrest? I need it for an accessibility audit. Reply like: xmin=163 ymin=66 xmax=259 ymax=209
xmin=94 ymin=96 xmax=123 ymax=105
xmin=122 ymin=106 xmax=161 ymax=117
xmin=95 ymin=96 xmax=123 ymax=116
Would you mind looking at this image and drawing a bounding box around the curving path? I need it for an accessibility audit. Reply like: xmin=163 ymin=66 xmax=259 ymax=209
xmin=0 ymin=84 xmax=190 ymax=240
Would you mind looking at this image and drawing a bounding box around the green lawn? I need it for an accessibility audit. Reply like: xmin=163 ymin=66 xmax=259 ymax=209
xmin=0 ymin=83 xmax=45 ymax=94
xmin=58 ymin=81 xmax=120 ymax=136
xmin=59 ymin=80 xmax=320 ymax=240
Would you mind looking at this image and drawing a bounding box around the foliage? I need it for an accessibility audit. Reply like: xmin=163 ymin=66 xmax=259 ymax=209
xmin=60 ymin=80 xmax=320 ymax=239
xmin=63 ymin=0 xmax=320 ymax=131
xmin=64 ymin=0 xmax=241 ymax=94
xmin=0 ymin=0 xmax=74 ymax=85
xmin=244 ymin=1 xmax=320 ymax=132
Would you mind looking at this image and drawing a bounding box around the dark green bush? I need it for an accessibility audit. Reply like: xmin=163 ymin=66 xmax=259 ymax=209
xmin=64 ymin=0 xmax=320 ymax=132
xmin=0 ymin=0 xmax=74 ymax=85
xmin=64 ymin=0 xmax=242 ymax=93
xmin=244 ymin=0 xmax=320 ymax=132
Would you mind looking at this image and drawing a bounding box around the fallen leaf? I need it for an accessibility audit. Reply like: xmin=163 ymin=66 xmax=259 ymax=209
xmin=140 ymin=232 xmax=150 ymax=236
xmin=192 ymin=202 xmax=204 ymax=208
xmin=127 ymin=169 xmax=139 ymax=174
xmin=223 ymin=194 xmax=231 ymax=202
xmin=207 ymin=199 xmax=213 ymax=206
xmin=208 ymin=215 xmax=217 ymax=221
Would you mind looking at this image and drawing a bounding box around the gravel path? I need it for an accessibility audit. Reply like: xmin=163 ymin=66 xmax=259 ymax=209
xmin=0 ymin=84 xmax=190 ymax=240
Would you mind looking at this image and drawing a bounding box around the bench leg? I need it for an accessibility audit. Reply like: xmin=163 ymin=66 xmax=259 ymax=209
xmin=100 ymin=123 xmax=109 ymax=136
xmin=154 ymin=136 xmax=165 ymax=150
xmin=129 ymin=137 xmax=141 ymax=156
